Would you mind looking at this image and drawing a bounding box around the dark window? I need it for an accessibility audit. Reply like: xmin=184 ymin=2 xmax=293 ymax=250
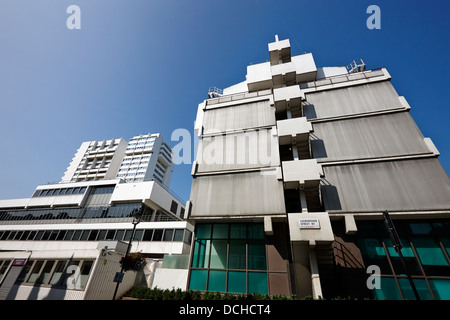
xmin=56 ymin=230 xmax=66 ymax=240
xmin=79 ymin=230 xmax=90 ymax=241
xmin=88 ymin=230 xmax=99 ymax=241
xmin=170 ymin=201 xmax=178 ymax=215
xmin=143 ymin=229 xmax=154 ymax=241
xmin=174 ymin=229 xmax=184 ymax=242
xmin=153 ymin=229 xmax=163 ymax=241
xmin=21 ymin=231 xmax=30 ymax=240
xmin=124 ymin=230 xmax=133 ymax=241
xmin=163 ymin=229 xmax=174 ymax=241
xmin=27 ymin=231 xmax=37 ymax=240
xmin=106 ymin=230 xmax=116 ymax=240
xmin=134 ymin=229 xmax=144 ymax=241
xmin=64 ymin=230 xmax=74 ymax=240
xmin=98 ymin=230 xmax=107 ymax=241
xmin=35 ymin=230 xmax=44 ymax=240
xmin=115 ymin=230 xmax=125 ymax=241
xmin=41 ymin=230 xmax=51 ymax=240
xmin=49 ymin=230 xmax=59 ymax=240
xmin=0 ymin=231 xmax=10 ymax=240
xmin=72 ymin=230 xmax=82 ymax=241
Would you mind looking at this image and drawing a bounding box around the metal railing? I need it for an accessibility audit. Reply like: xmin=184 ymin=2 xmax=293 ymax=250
xmin=205 ymin=88 xmax=273 ymax=106
xmin=300 ymin=68 xmax=385 ymax=90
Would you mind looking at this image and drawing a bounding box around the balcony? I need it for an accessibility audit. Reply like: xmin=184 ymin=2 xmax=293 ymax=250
xmin=273 ymin=85 xmax=304 ymax=112
xmin=268 ymin=38 xmax=291 ymax=66
xmin=271 ymin=61 xmax=297 ymax=87
xmin=277 ymin=117 xmax=312 ymax=146
xmin=282 ymin=159 xmax=322 ymax=188
xmin=246 ymin=61 xmax=273 ymax=92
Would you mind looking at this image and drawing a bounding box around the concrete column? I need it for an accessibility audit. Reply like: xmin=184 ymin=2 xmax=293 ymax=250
xmin=264 ymin=216 xmax=274 ymax=236
xmin=299 ymin=190 xmax=308 ymax=213
xmin=290 ymin=242 xmax=312 ymax=299
xmin=309 ymin=248 xmax=323 ymax=300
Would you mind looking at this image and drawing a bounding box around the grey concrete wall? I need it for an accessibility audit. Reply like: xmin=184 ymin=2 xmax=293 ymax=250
xmin=189 ymin=171 xmax=286 ymax=217
xmin=321 ymin=158 xmax=450 ymax=213
xmin=304 ymin=81 xmax=403 ymax=120
xmin=202 ymin=99 xmax=275 ymax=134
xmin=311 ymin=112 xmax=431 ymax=162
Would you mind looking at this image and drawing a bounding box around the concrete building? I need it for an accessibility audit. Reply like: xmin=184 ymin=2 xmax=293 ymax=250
xmin=0 ymin=134 xmax=193 ymax=300
xmin=62 ymin=133 xmax=174 ymax=187
xmin=116 ymin=133 xmax=174 ymax=186
xmin=185 ymin=36 xmax=450 ymax=299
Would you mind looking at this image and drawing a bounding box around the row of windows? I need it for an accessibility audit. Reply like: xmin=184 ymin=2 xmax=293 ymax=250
xmin=153 ymin=174 xmax=163 ymax=184
xmin=15 ymin=259 xmax=94 ymax=290
xmin=159 ymin=150 xmax=172 ymax=164
xmin=129 ymin=137 xmax=156 ymax=144
xmin=0 ymin=202 xmax=143 ymax=222
xmin=0 ymin=228 xmax=193 ymax=244
xmin=87 ymin=141 xmax=120 ymax=150
xmin=33 ymin=187 xmax=87 ymax=198
xmin=121 ymin=155 xmax=151 ymax=162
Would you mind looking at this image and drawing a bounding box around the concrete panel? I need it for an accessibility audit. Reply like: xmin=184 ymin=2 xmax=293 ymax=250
xmin=304 ymin=81 xmax=403 ymax=120
xmin=322 ymin=158 xmax=450 ymax=213
xmin=197 ymin=129 xmax=280 ymax=173
xmin=189 ymin=171 xmax=286 ymax=217
xmin=311 ymin=112 xmax=431 ymax=162
xmin=202 ymin=99 xmax=275 ymax=134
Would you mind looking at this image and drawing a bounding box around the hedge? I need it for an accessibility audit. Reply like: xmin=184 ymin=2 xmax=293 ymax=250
xmin=129 ymin=286 xmax=298 ymax=300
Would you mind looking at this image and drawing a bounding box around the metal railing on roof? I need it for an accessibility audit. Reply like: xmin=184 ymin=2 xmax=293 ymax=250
xmin=206 ymin=88 xmax=273 ymax=106
xmin=299 ymin=68 xmax=385 ymax=90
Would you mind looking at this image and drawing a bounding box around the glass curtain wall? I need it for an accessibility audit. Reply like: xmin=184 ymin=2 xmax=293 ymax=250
xmin=189 ymin=223 xmax=268 ymax=295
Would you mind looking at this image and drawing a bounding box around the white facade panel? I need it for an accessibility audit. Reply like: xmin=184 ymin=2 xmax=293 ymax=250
xmin=304 ymin=81 xmax=403 ymax=120
xmin=202 ymin=99 xmax=275 ymax=134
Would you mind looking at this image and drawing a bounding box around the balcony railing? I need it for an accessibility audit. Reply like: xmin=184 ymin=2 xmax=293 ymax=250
xmin=205 ymin=88 xmax=272 ymax=106
xmin=300 ymin=68 xmax=385 ymax=90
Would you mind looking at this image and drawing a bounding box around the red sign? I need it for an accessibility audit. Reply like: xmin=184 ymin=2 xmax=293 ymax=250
xmin=12 ymin=258 xmax=27 ymax=266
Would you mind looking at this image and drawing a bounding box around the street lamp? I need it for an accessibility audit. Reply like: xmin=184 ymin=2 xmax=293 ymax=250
xmin=112 ymin=207 xmax=143 ymax=300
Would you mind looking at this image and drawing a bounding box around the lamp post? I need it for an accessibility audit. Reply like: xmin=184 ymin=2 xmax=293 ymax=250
xmin=112 ymin=207 xmax=142 ymax=300
xmin=382 ymin=210 xmax=420 ymax=300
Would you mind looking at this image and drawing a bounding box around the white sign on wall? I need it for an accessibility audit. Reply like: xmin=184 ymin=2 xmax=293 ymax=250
xmin=299 ymin=218 xmax=321 ymax=229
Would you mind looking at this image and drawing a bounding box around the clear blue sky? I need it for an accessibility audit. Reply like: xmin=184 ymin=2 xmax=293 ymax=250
xmin=0 ymin=0 xmax=449 ymax=203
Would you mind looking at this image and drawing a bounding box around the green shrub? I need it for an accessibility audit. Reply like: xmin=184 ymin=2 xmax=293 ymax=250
xmin=129 ymin=286 xmax=298 ymax=300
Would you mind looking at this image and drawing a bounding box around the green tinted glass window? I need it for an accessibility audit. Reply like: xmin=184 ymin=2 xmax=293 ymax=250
xmin=192 ymin=239 xmax=210 ymax=268
xmin=248 ymin=272 xmax=268 ymax=295
xmin=212 ymin=224 xmax=228 ymax=239
xmin=229 ymin=240 xmax=246 ymax=269
xmin=429 ymin=279 xmax=450 ymax=300
xmin=196 ymin=224 xmax=211 ymax=239
xmin=248 ymin=242 xmax=266 ymax=270
xmin=189 ymin=269 xmax=207 ymax=291
xmin=230 ymin=224 xmax=246 ymax=239
xmin=208 ymin=270 xmax=226 ymax=292
xmin=210 ymin=240 xmax=227 ymax=269
xmin=228 ymin=271 xmax=246 ymax=294
xmin=373 ymin=277 xmax=401 ymax=300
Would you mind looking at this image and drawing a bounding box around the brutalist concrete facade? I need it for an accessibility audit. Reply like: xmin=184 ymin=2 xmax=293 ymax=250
xmin=185 ymin=36 xmax=450 ymax=299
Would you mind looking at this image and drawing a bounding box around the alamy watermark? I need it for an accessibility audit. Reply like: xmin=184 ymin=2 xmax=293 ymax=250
xmin=366 ymin=265 xmax=381 ymax=290
xmin=66 ymin=265 xmax=82 ymax=289
xmin=367 ymin=5 xmax=381 ymax=30
xmin=171 ymin=128 xmax=279 ymax=174
xmin=66 ymin=5 xmax=81 ymax=30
